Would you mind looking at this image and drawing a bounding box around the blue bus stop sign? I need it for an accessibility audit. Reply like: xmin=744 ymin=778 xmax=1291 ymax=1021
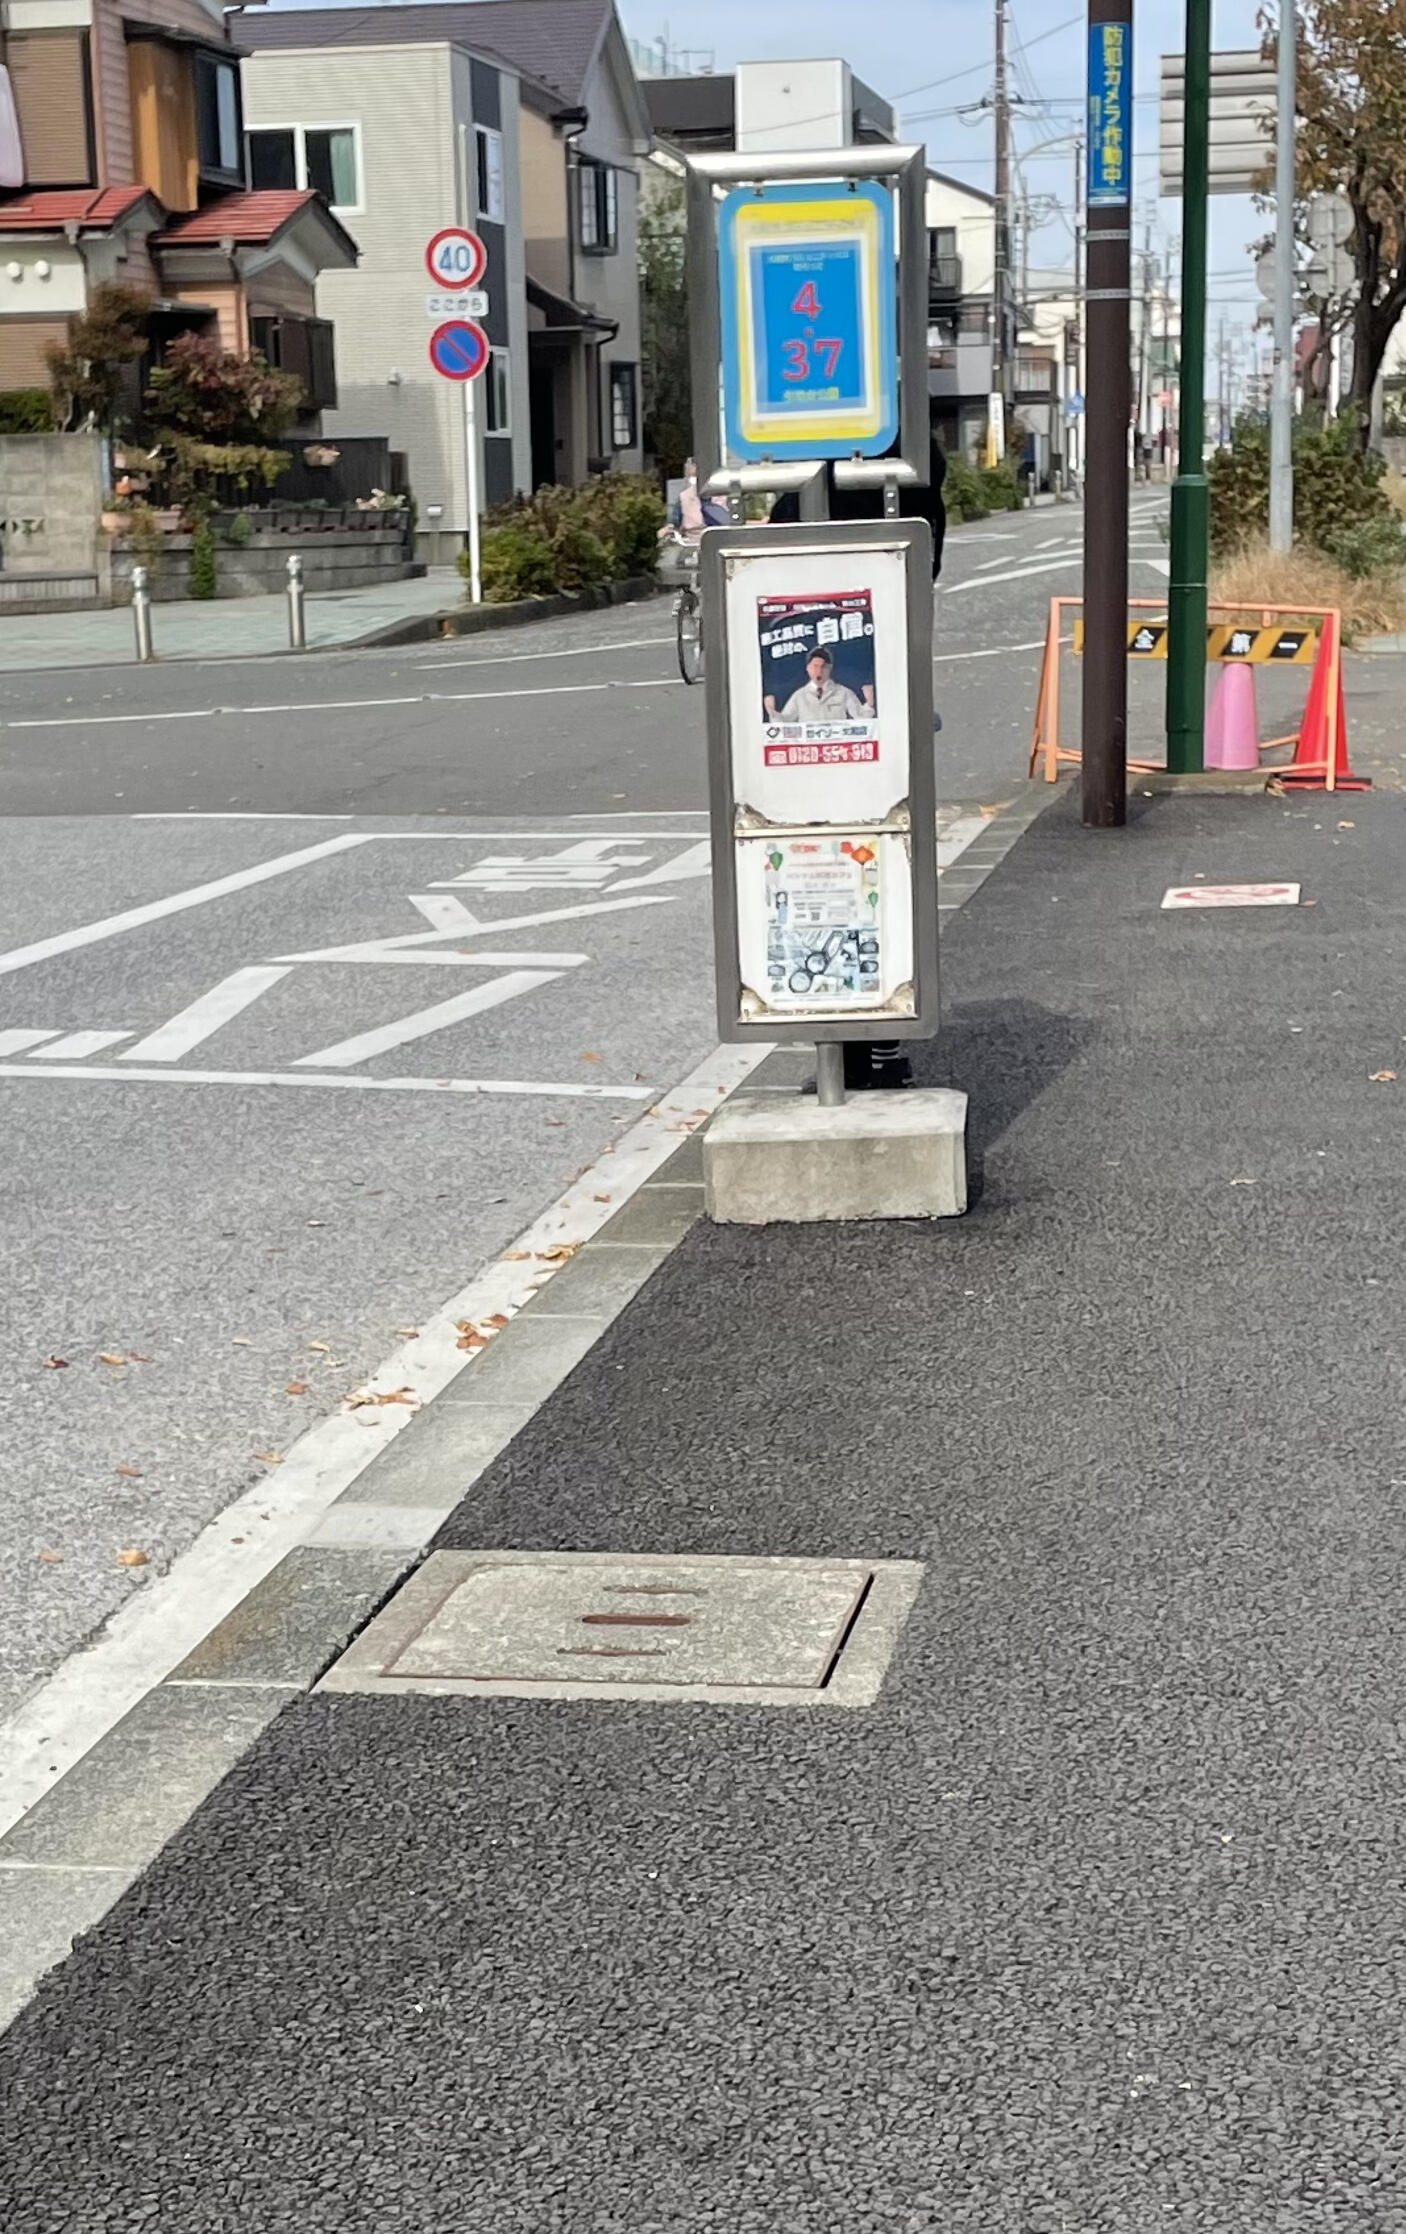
xmin=717 ymin=180 xmax=898 ymax=461
xmin=428 ymin=318 xmax=489 ymax=382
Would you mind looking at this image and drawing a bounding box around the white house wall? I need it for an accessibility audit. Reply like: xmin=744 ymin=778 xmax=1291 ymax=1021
xmin=926 ymin=174 xmax=995 ymax=300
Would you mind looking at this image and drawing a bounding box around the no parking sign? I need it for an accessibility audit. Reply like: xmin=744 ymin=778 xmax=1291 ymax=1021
xmin=428 ymin=319 xmax=489 ymax=382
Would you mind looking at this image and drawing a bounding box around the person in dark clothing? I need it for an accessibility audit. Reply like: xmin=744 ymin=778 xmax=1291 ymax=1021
xmin=768 ymin=436 xmax=948 ymax=1091
xmin=768 ymin=437 xmax=948 ymax=579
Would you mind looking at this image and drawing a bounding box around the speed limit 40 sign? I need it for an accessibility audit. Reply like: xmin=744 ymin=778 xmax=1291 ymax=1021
xmin=425 ymin=226 xmax=487 ymax=289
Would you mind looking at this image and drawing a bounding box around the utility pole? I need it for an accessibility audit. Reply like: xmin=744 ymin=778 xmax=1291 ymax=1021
xmin=1165 ymin=0 xmax=1210 ymax=775
xmin=1082 ymin=0 xmax=1133 ymax=828
xmin=1073 ymin=134 xmax=1085 ymax=483
xmin=1269 ymin=3 xmax=1296 ymax=551
xmin=992 ymin=0 xmax=1011 ymax=441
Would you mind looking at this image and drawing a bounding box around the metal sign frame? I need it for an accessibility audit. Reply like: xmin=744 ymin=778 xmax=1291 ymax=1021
xmin=700 ymin=516 xmax=938 ymax=1044
xmin=685 ymin=144 xmax=928 ymax=494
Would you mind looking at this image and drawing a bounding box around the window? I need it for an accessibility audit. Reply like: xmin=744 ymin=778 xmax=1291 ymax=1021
xmin=484 ymin=348 xmax=511 ymax=435
xmin=578 ymin=157 xmax=617 ymax=253
xmin=195 ymin=53 xmax=242 ymax=181
xmin=248 ymin=122 xmax=361 ymax=211
xmin=475 ymin=125 xmax=503 ymax=223
xmin=609 ymin=362 xmax=637 ymax=450
xmin=5 ymin=33 xmax=94 ymax=187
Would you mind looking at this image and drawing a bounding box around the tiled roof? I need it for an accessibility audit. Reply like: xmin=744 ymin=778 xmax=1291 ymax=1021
xmin=0 ymin=185 xmax=153 ymax=232
xmin=151 ymin=189 xmax=320 ymax=245
xmin=241 ymin=0 xmax=612 ymax=106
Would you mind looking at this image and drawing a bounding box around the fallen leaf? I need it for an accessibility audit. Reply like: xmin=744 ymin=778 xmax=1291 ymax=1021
xmin=354 ymin=1413 xmax=385 ymax=1427
xmin=307 ymin=1340 xmax=332 ymax=1353
xmin=116 ymin=1547 xmax=149 ymax=1567
xmin=1229 ymin=1176 xmax=1256 ymax=1187
xmin=503 ymin=1250 xmax=531 ymax=1261
xmin=307 ymin=1219 xmax=327 ymax=1228
xmin=396 ymin=1327 xmax=420 ymax=1339
xmin=537 ymin=1243 xmax=579 ymax=1265
xmin=126 ymin=1351 xmax=154 ymax=1364
xmin=1303 ymin=899 xmax=1318 ymax=907
xmin=114 ymin=1464 xmax=143 ymax=1478
xmin=253 ymin=1448 xmax=285 ymax=1465
xmin=1370 ymin=1070 xmax=1397 ymax=1083
xmin=37 ymin=1550 xmax=63 ymax=1564
xmin=1337 ymin=820 xmax=1355 ymax=829
xmin=285 ymin=1379 xmax=308 ymax=1396
xmin=98 ymin=1351 xmax=126 ymax=1367
xmin=232 ymin=1335 xmax=253 ymax=1347
xmin=633 ymin=1073 xmax=648 ymax=1082
xmin=544 ymin=1119 xmax=566 ymax=1128
xmin=231 ymin=1536 xmax=245 ymax=1546
xmin=580 ymin=1051 xmax=602 ymax=1062
xmin=484 ymin=1312 xmax=510 ymax=1330
xmin=593 ymin=1192 xmax=612 ymax=1203
xmin=43 ymin=1355 xmax=69 ymax=1370
xmin=344 ymin=1386 xmax=420 ymax=1408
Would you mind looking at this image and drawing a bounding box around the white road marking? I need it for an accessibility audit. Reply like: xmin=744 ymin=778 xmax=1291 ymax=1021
xmin=0 ymin=1040 xmax=771 ymax=1842
xmin=133 ymin=813 xmax=356 ymax=822
xmin=29 ymin=1029 xmax=132 ymax=1060
xmin=1139 ymin=557 xmax=1172 ymax=577
xmin=0 ymin=1029 xmax=59 ymax=1055
xmin=0 ymin=1063 xmax=651 ymax=1100
xmin=945 ymin=555 xmax=1087 ymax=593
xmin=608 ymin=840 xmax=712 ymax=891
xmin=293 ymin=969 xmax=565 ymax=1069
xmin=932 ymin=638 xmax=1046 ymax=663
xmin=275 ymin=891 xmax=672 ymax=965
xmin=7 ymin=677 xmax=686 ymax=732
xmin=415 ymin=634 xmax=672 ymax=671
xmin=121 ymin=965 xmax=292 ymax=1063
xmin=0 ymin=834 xmax=372 ymax=980
xmin=938 ymin=814 xmax=996 ymax=866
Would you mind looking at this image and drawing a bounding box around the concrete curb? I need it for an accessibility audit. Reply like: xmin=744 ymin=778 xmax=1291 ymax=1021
xmin=0 ymin=789 xmax=1054 ymax=2032
xmin=348 ymin=572 xmax=667 ymax=650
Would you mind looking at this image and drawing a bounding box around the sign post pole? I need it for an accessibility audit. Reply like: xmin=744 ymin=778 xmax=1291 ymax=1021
xmin=1165 ymin=0 xmax=1211 ymax=774
xmin=1268 ymin=5 xmax=1296 ymax=555
xmin=463 ymin=377 xmax=482 ymax=605
xmin=1082 ymin=0 xmax=1133 ymax=828
xmin=424 ymin=226 xmax=489 ymax=608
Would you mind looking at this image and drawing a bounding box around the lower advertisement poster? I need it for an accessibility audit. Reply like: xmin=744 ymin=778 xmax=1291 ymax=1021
xmin=732 ymin=831 xmax=915 ymax=1023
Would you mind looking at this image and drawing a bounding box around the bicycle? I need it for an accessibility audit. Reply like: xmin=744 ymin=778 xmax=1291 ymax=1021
xmin=667 ymin=537 xmax=703 ymax=685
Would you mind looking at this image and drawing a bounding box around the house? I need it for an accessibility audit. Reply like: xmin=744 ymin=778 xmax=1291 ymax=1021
xmin=924 ymin=171 xmax=1000 ymax=466
xmin=242 ymin=0 xmax=650 ymax=509
xmin=0 ymin=0 xmax=355 ymax=402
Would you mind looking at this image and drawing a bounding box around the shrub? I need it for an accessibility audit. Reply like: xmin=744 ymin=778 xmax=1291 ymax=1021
xmin=189 ymin=514 xmax=217 ymax=599
xmin=943 ymin=453 xmax=989 ymax=523
xmin=44 ymin=282 xmax=150 ymax=434
xmin=147 ymin=334 xmax=303 ymax=443
xmin=979 ymin=460 xmax=1023 ymax=512
xmin=1321 ymin=514 xmax=1406 ymax=580
xmin=1210 ymin=411 xmax=1395 ymax=559
xmin=460 ymin=473 xmax=665 ymax=603
xmin=221 ymin=509 xmax=254 ymax=547
xmin=0 ymin=387 xmax=55 ymax=433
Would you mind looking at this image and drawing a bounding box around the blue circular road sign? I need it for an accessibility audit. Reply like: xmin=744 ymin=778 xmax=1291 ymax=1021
xmin=428 ymin=319 xmax=489 ymax=382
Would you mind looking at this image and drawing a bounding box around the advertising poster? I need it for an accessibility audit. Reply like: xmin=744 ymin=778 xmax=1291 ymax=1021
xmin=757 ymin=590 xmax=880 ymax=771
xmin=762 ymin=836 xmax=882 ymax=1007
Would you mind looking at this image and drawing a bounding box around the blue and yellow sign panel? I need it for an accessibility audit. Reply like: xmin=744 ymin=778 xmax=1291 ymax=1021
xmin=1088 ymin=20 xmax=1131 ymax=207
xmin=717 ymin=181 xmax=898 ymax=461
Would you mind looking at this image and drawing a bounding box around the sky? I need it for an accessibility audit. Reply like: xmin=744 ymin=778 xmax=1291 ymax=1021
xmin=621 ymin=0 xmax=1272 ymax=351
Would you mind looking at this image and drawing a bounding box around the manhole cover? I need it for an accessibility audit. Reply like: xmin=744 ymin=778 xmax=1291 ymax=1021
xmin=320 ymin=1551 xmax=922 ymax=1707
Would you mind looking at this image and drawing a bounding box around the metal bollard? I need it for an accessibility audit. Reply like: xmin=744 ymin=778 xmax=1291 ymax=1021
xmin=131 ymin=564 xmax=154 ymax=662
xmin=286 ymin=552 xmax=307 ymax=650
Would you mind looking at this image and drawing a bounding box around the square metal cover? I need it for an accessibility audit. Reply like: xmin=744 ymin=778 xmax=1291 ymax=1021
xmin=319 ymin=1551 xmax=922 ymax=1707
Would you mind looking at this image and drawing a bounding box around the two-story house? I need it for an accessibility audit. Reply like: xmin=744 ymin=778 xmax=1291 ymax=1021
xmin=0 ymin=0 xmax=354 ymax=402
xmin=241 ymin=0 xmax=649 ymax=522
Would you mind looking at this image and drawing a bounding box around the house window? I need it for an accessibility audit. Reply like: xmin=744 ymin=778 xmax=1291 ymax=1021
xmin=249 ymin=122 xmax=361 ymax=212
xmin=475 ymin=125 xmax=504 ymax=223
xmin=485 ymin=348 xmax=511 ymax=435
xmin=609 ymin=362 xmax=637 ymax=450
xmin=578 ymin=157 xmax=617 ymax=254
xmin=195 ymin=53 xmax=243 ymax=182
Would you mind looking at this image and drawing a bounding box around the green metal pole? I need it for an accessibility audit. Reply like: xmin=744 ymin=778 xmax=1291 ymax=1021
xmin=1165 ymin=0 xmax=1210 ymax=772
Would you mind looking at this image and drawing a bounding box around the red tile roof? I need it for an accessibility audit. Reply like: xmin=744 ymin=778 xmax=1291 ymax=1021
xmin=152 ymin=190 xmax=321 ymax=246
xmin=0 ymin=185 xmax=154 ymax=232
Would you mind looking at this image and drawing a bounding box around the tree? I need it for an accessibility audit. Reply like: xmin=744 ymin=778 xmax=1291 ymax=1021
xmin=145 ymin=333 xmax=304 ymax=510
xmin=44 ymin=283 xmax=151 ymax=433
xmin=1264 ymin=0 xmax=1406 ymax=429
xmin=638 ymin=174 xmax=692 ymax=479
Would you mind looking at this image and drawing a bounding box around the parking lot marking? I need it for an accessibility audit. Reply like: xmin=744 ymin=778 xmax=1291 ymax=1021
xmin=293 ymin=968 xmax=567 ymax=1070
xmin=0 ymin=1064 xmax=650 ymax=1100
xmin=30 ymin=1029 xmax=132 ymax=1060
xmin=0 ymin=1029 xmax=59 ymax=1055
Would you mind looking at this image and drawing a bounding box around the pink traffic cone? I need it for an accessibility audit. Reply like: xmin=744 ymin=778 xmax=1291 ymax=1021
xmin=1204 ymin=662 xmax=1259 ymax=771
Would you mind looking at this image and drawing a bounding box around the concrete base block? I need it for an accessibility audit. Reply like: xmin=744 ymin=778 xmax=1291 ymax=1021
xmin=704 ymin=1089 xmax=969 ymax=1224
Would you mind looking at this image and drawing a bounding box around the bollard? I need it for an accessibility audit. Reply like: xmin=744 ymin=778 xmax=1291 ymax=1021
xmin=286 ymin=552 xmax=307 ymax=651
xmin=131 ymin=564 xmax=154 ymax=661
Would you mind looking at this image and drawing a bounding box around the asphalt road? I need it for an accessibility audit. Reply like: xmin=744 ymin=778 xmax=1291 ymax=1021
xmin=0 ymin=492 xmax=1162 ymax=1725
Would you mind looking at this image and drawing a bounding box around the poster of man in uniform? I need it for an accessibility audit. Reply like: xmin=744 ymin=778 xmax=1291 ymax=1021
xmin=757 ymin=590 xmax=880 ymax=769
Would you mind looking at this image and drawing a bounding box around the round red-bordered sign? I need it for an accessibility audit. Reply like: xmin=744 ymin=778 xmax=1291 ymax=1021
xmin=424 ymin=227 xmax=487 ymax=289
xmin=428 ymin=318 xmax=489 ymax=382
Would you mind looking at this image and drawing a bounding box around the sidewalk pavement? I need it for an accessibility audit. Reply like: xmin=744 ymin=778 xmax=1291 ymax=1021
xmin=0 ymin=567 xmax=464 ymax=671
xmin=4 ymin=777 xmax=1406 ymax=2228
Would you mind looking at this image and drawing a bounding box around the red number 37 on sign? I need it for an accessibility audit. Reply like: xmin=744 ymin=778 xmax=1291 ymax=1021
xmin=782 ymin=280 xmax=841 ymax=381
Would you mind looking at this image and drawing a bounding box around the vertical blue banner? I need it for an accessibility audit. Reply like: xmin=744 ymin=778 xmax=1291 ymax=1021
xmin=1088 ymin=20 xmax=1132 ymax=207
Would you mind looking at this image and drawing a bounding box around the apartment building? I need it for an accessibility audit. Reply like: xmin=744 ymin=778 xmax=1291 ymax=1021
xmin=0 ymin=0 xmax=354 ymax=399
xmin=242 ymin=0 xmax=649 ymax=511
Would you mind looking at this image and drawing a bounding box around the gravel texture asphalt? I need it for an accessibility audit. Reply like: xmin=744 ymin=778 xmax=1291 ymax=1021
xmin=5 ymin=786 xmax=1405 ymax=2232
